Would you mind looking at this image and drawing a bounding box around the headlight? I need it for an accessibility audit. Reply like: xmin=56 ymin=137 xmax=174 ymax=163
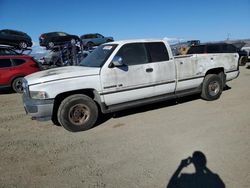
xmin=30 ymin=91 xmax=48 ymax=99
xmin=22 ymin=79 xmax=29 ymax=95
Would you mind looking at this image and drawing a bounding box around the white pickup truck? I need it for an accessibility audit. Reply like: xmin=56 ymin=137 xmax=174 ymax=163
xmin=22 ymin=39 xmax=239 ymax=132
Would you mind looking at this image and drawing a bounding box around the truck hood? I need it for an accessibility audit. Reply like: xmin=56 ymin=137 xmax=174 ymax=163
xmin=25 ymin=66 xmax=100 ymax=85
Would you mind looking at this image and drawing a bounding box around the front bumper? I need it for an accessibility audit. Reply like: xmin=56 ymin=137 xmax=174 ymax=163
xmin=22 ymin=94 xmax=54 ymax=121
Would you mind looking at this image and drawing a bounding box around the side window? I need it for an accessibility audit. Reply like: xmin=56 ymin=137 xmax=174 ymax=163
xmin=225 ymin=44 xmax=237 ymax=53
xmin=116 ymin=43 xmax=148 ymax=65
xmin=207 ymin=45 xmax=221 ymax=53
xmin=97 ymin=34 xmax=103 ymax=38
xmin=0 ymin=49 xmax=18 ymax=55
xmin=187 ymin=45 xmax=205 ymax=54
xmin=12 ymin=59 xmax=26 ymax=66
xmin=0 ymin=59 xmax=12 ymax=68
xmin=58 ymin=32 xmax=67 ymax=36
xmin=10 ymin=31 xmax=19 ymax=35
xmin=0 ymin=30 xmax=6 ymax=35
xmin=146 ymin=42 xmax=169 ymax=62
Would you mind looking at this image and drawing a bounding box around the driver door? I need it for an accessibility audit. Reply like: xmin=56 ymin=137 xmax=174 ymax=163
xmin=100 ymin=43 xmax=155 ymax=106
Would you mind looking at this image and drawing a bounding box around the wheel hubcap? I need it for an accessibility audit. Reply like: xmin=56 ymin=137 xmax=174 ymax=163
xmin=68 ymin=104 xmax=90 ymax=126
xmin=15 ymin=79 xmax=23 ymax=93
xmin=49 ymin=42 xmax=54 ymax=48
xmin=208 ymin=81 xmax=220 ymax=96
xmin=20 ymin=42 xmax=27 ymax=49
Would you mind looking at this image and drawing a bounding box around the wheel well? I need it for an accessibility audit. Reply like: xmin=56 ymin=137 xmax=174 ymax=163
xmin=52 ymin=89 xmax=99 ymax=120
xmin=205 ymin=68 xmax=226 ymax=87
xmin=205 ymin=68 xmax=224 ymax=76
xmin=11 ymin=76 xmax=25 ymax=86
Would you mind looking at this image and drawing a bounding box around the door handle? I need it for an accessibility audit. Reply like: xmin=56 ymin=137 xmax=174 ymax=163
xmin=146 ymin=68 xmax=153 ymax=72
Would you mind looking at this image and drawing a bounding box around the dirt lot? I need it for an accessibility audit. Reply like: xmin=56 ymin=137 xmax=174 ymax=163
xmin=0 ymin=66 xmax=250 ymax=188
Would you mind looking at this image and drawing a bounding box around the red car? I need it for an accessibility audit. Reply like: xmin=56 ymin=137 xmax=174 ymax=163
xmin=0 ymin=47 xmax=41 ymax=93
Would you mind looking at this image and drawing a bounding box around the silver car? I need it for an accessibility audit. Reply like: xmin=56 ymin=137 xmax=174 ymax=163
xmin=80 ymin=33 xmax=113 ymax=49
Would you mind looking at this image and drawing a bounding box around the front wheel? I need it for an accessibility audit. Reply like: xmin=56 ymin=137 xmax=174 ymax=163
xmin=201 ymin=74 xmax=223 ymax=101
xmin=12 ymin=77 xmax=24 ymax=93
xmin=239 ymin=56 xmax=247 ymax=66
xmin=57 ymin=94 xmax=98 ymax=132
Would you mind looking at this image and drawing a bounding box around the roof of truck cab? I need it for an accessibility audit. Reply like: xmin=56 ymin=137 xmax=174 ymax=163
xmin=107 ymin=39 xmax=166 ymax=45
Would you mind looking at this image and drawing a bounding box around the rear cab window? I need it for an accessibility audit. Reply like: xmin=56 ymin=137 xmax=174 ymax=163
xmin=145 ymin=42 xmax=169 ymax=62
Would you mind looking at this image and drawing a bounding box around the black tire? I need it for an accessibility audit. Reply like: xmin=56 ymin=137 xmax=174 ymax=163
xmin=86 ymin=42 xmax=94 ymax=49
xmin=70 ymin=38 xmax=76 ymax=45
xmin=48 ymin=42 xmax=54 ymax=49
xmin=239 ymin=56 xmax=247 ymax=66
xmin=19 ymin=41 xmax=28 ymax=49
xmin=12 ymin=77 xmax=24 ymax=93
xmin=201 ymin=74 xmax=223 ymax=101
xmin=57 ymin=94 xmax=98 ymax=132
xmin=51 ymin=115 xmax=61 ymax=126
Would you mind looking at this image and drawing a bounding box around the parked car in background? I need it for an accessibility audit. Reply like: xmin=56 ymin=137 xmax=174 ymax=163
xmin=39 ymin=43 xmax=85 ymax=68
xmin=170 ymin=40 xmax=200 ymax=55
xmin=187 ymin=43 xmax=248 ymax=66
xmin=0 ymin=46 xmax=41 ymax=93
xmin=80 ymin=33 xmax=114 ymax=49
xmin=39 ymin=32 xmax=80 ymax=49
xmin=241 ymin=46 xmax=250 ymax=61
xmin=0 ymin=29 xmax=32 ymax=49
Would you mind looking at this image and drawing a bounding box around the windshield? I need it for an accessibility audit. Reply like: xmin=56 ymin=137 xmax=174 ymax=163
xmin=80 ymin=44 xmax=117 ymax=67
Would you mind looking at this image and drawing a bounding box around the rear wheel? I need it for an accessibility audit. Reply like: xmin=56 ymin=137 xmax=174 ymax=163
xmin=86 ymin=42 xmax=94 ymax=49
xmin=12 ymin=77 xmax=24 ymax=93
xmin=19 ymin=41 xmax=28 ymax=49
xmin=239 ymin=56 xmax=247 ymax=66
xmin=201 ymin=74 xmax=223 ymax=101
xmin=48 ymin=42 xmax=54 ymax=49
xmin=57 ymin=94 xmax=98 ymax=132
xmin=70 ymin=38 xmax=76 ymax=45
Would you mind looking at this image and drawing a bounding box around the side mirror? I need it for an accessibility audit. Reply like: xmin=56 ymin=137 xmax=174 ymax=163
xmin=112 ymin=56 xmax=124 ymax=67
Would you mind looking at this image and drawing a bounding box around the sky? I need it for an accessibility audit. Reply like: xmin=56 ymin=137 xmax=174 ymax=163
xmin=0 ymin=0 xmax=250 ymax=46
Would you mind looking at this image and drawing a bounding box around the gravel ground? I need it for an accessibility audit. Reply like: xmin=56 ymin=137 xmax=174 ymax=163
xmin=0 ymin=65 xmax=250 ymax=188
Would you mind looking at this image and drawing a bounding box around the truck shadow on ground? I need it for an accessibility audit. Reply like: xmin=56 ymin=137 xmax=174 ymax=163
xmin=95 ymin=94 xmax=201 ymax=127
xmin=112 ymin=94 xmax=200 ymax=119
xmin=95 ymin=85 xmax=232 ymax=127
xmin=166 ymin=151 xmax=225 ymax=188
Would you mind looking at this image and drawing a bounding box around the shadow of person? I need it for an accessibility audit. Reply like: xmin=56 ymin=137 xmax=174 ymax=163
xmin=167 ymin=151 xmax=225 ymax=188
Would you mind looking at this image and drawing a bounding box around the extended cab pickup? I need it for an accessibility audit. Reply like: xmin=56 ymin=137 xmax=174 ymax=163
xmin=22 ymin=39 xmax=240 ymax=132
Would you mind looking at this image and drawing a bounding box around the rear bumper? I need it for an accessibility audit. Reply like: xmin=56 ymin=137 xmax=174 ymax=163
xmin=22 ymin=94 xmax=54 ymax=121
xmin=226 ymin=70 xmax=240 ymax=81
